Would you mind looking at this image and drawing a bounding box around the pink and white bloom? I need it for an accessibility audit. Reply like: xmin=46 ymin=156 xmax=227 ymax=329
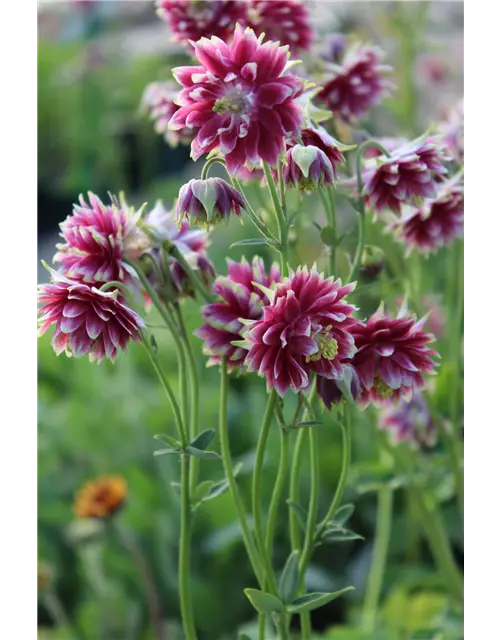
xmin=392 ymin=179 xmax=464 ymax=255
xmin=169 ymin=24 xmax=305 ymax=174
xmin=38 ymin=268 xmax=145 ymax=364
xmin=240 ymin=266 xmax=357 ymax=395
xmin=54 ymin=192 xmax=148 ymax=286
xmin=196 ymin=256 xmax=281 ymax=370
xmin=317 ymin=42 xmax=393 ymax=123
xmin=141 ymin=81 xmax=194 ymax=147
xmin=363 ymin=136 xmax=449 ymax=216
xmin=156 ymin=0 xmax=248 ymax=48
xmin=176 ymin=177 xmax=246 ymax=228
xmin=350 ymin=305 xmax=439 ymax=408
xmin=246 ymin=0 xmax=314 ymax=54
xmin=379 ymin=390 xmax=437 ymax=448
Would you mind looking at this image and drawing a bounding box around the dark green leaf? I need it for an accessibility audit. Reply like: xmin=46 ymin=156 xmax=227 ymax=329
xmin=287 ymin=500 xmax=307 ymax=532
xmin=320 ymin=226 xmax=336 ymax=246
xmin=153 ymin=434 xmax=179 ymax=448
xmin=202 ymin=462 xmax=243 ymax=502
xmin=291 ymin=421 xmax=325 ymax=430
xmin=244 ymin=589 xmax=285 ymax=614
xmin=230 ymin=238 xmax=278 ymax=249
xmin=185 ymin=446 xmax=221 ymax=460
xmin=278 ymin=550 xmax=300 ymax=604
xmin=189 ymin=429 xmax=216 ymax=451
xmin=153 ymin=447 xmax=182 ymax=457
xmin=286 ymin=587 xmax=354 ymax=613
xmin=321 ymin=527 xmax=364 ymax=543
xmin=333 ymin=504 xmax=355 ymax=526
xmin=192 ymin=481 xmax=215 ymax=504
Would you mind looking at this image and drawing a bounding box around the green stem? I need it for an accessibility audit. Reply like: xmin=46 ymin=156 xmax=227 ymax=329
xmin=265 ymin=426 xmax=290 ymax=558
xmin=42 ymin=591 xmax=76 ymax=637
xmin=231 ymin=174 xmax=279 ymax=241
xmin=412 ymin=486 xmax=464 ymax=605
xmin=316 ymin=408 xmax=352 ymax=539
xmin=174 ymin=304 xmax=201 ymax=494
xmin=320 ymin=187 xmax=338 ymax=276
xmin=219 ymin=359 xmax=266 ymax=586
xmin=289 ymin=427 xmax=307 ymax=553
xmin=361 ymin=487 xmax=393 ymax=633
xmin=179 ymin=454 xmax=197 ymax=640
xmin=169 ymin=246 xmax=213 ymax=303
xmin=263 ymin=162 xmax=288 ymax=272
xmin=349 ymin=141 xmax=391 ymax=281
xmin=258 ymin=613 xmax=266 ymax=640
xmin=252 ymin=390 xmax=279 ymax=593
xmin=201 ymin=156 xmax=226 ymax=180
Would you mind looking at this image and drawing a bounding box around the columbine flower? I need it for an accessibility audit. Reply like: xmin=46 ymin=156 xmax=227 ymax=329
xmin=350 ymin=304 xmax=439 ymax=407
xmin=156 ymin=0 xmax=248 ymax=47
xmin=283 ymin=144 xmax=335 ymax=192
xmin=74 ymin=475 xmax=127 ymax=519
xmin=176 ymin=177 xmax=246 ymax=228
xmin=141 ymin=81 xmax=194 ymax=147
xmin=392 ymin=179 xmax=464 ymax=255
xmin=54 ymin=192 xmax=149 ymax=286
xmin=379 ymin=390 xmax=436 ymax=448
xmin=363 ymin=136 xmax=449 ymax=216
xmin=246 ymin=0 xmax=314 ymax=54
xmin=317 ymin=362 xmax=361 ymax=409
xmin=38 ymin=268 xmax=145 ymax=363
xmin=239 ymin=266 xmax=357 ymax=395
xmin=317 ymin=42 xmax=393 ymax=123
xmin=196 ymin=256 xmax=281 ymax=370
xmin=143 ymin=200 xmax=216 ymax=301
xmin=169 ymin=24 xmax=305 ymax=174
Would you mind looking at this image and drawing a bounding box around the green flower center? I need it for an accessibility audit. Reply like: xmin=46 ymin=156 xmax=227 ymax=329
xmin=213 ymin=96 xmax=245 ymax=114
xmin=307 ymin=326 xmax=338 ymax=362
xmin=373 ymin=375 xmax=394 ymax=399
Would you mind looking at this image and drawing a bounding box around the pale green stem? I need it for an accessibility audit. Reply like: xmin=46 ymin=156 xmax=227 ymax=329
xmin=179 ymin=453 xmax=197 ymax=640
xmin=361 ymin=487 xmax=393 ymax=633
xmin=219 ymin=359 xmax=266 ymax=586
xmin=265 ymin=426 xmax=290 ymax=559
xmin=263 ymin=162 xmax=289 ymax=272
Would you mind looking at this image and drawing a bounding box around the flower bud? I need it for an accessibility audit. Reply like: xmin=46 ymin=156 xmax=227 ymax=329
xmin=284 ymin=145 xmax=335 ymax=193
xmin=176 ymin=178 xmax=246 ymax=229
xmin=360 ymin=245 xmax=385 ymax=279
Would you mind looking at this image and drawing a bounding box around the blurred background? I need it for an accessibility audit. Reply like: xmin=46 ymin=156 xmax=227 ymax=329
xmin=38 ymin=2 xmax=463 ymax=639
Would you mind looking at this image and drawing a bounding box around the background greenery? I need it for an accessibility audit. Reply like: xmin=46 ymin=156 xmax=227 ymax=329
xmin=38 ymin=2 xmax=463 ymax=639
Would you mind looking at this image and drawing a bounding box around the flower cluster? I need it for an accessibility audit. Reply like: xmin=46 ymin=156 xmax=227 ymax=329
xmin=141 ymin=81 xmax=194 ymax=147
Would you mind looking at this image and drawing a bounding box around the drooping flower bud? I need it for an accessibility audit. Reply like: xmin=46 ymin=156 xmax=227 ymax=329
xmin=284 ymin=145 xmax=335 ymax=192
xmin=176 ymin=178 xmax=246 ymax=229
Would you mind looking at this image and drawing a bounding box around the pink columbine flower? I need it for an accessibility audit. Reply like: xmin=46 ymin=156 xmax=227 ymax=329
xmin=141 ymin=81 xmax=194 ymax=147
xmin=38 ymin=267 xmax=145 ymax=364
xmin=143 ymin=200 xmax=215 ymax=301
xmin=379 ymin=390 xmax=437 ymax=448
xmin=363 ymin=136 xmax=449 ymax=216
xmin=392 ymin=179 xmax=464 ymax=255
xmin=196 ymin=256 xmax=281 ymax=370
xmin=156 ymin=0 xmax=248 ymax=48
xmin=176 ymin=177 xmax=246 ymax=228
xmin=317 ymin=42 xmax=393 ymax=123
xmin=350 ymin=304 xmax=439 ymax=408
xmin=54 ymin=192 xmax=149 ymax=286
xmin=246 ymin=0 xmax=314 ymax=54
xmin=169 ymin=24 xmax=305 ymax=174
xmin=239 ymin=266 xmax=357 ymax=395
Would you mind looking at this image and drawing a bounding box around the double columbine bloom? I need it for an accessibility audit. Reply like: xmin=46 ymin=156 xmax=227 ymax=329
xmin=169 ymin=24 xmax=305 ymax=174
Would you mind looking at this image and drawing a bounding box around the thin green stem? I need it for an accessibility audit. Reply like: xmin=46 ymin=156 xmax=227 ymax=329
xmin=174 ymin=304 xmax=201 ymax=493
xmin=298 ymin=427 xmax=320 ymax=582
xmin=169 ymin=247 xmax=213 ymax=303
xmin=252 ymin=390 xmax=279 ymax=593
xmin=361 ymin=487 xmax=393 ymax=633
xmin=201 ymin=156 xmax=226 ymax=180
xmin=42 ymin=591 xmax=76 ymax=637
xmin=179 ymin=453 xmax=197 ymax=640
xmin=289 ymin=427 xmax=307 ymax=553
xmin=263 ymin=162 xmax=288 ymax=272
xmin=231 ymin=175 xmax=279 ymax=241
xmin=258 ymin=613 xmax=266 ymax=640
xmin=349 ymin=141 xmax=391 ymax=281
xmin=219 ymin=359 xmax=265 ymax=586
xmin=265 ymin=426 xmax=290 ymax=558
xmin=316 ymin=408 xmax=351 ymax=538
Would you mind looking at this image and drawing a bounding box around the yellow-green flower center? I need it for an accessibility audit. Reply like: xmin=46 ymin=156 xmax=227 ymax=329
xmin=307 ymin=326 xmax=338 ymax=362
xmin=373 ymin=375 xmax=394 ymax=399
xmin=213 ymin=96 xmax=245 ymax=114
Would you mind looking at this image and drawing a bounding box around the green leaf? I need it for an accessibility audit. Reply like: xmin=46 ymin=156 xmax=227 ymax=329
xmin=286 ymin=587 xmax=354 ymax=613
xmin=333 ymin=504 xmax=355 ymax=526
xmin=321 ymin=527 xmax=364 ymax=543
xmin=287 ymin=500 xmax=308 ymax=532
xmin=151 ymin=334 xmax=158 ymax=356
xmin=230 ymin=238 xmax=279 ymax=249
xmin=278 ymin=550 xmax=300 ymax=604
xmin=291 ymin=420 xmax=325 ymax=430
xmin=153 ymin=433 xmax=179 ymax=448
xmin=189 ymin=429 xmax=216 ymax=451
xmin=192 ymin=480 xmax=215 ymax=504
xmin=153 ymin=447 xmax=183 ymax=457
xmin=203 ymin=478 xmax=230 ymax=501
xmin=244 ymin=589 xmax=285 ymax=614
xmin=185 ymin=446 xmax=221 ymax=460
xmin=320 ymin=226 xmax=337 ymax=246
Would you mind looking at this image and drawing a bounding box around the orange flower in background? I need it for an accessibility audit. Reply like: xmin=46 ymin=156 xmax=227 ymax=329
xmin=74 ymin=475 xmax=127 ymax=519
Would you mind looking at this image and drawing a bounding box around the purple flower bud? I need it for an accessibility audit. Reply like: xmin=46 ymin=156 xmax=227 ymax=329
xmin=176 ymin=178 xmax=246 ymax=229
